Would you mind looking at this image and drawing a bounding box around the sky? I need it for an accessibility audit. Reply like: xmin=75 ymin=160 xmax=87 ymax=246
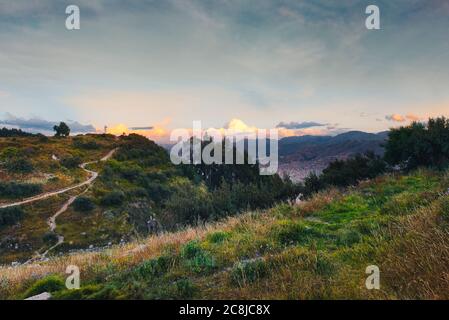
xmin=0 ymin=0 xmax=448 ymax=141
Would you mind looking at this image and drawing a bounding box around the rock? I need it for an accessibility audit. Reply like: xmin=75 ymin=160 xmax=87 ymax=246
xmin=11 ymin=261 xmax=20 ymax=267
xmin=25 ymin=292 xmax=52 ymax=300
xmin=81 ymin=232 xmax=87 ymax=236
xmin=89 ymin=245 xmax=94 ymax=249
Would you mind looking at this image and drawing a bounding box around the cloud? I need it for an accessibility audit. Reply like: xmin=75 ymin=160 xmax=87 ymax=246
xmin=276 ymin=121 xmax=326 ymax=129
xmin=385 ymin=113 xmax=423 ymax=122
xmin=0 ymin=91 xmax=9 ymax=98
xmin=405 ymin=113 xmax=422 ymax=121
xmin=129 ymin=126 xmax=154 ymax=130
xmin=105 ymin=118 xmax=171 ymax=142
xmin=385 ymin=114 xmax=406 ymax=122
xmin=0 ymin=113 xmax=95 ymax=134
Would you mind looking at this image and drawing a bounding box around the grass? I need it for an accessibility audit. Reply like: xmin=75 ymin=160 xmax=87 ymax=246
xmin=1 ymin=168 xmax=448 ymax=299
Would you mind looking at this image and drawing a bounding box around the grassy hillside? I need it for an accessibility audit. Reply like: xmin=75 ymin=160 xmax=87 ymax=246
xmin=0 ymin=134 xmax=118 ymax=262
xmin=0 ymin=132 xmax=296 ymax=264
xmin=1 ymin=168 xmax=448 ymax=299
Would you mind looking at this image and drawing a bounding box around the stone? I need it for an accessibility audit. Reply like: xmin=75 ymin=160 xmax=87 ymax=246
xmin=25 ymin=292 xmax=52 ymax=300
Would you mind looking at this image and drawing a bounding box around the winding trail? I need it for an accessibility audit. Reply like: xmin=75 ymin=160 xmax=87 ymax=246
xmin=0 ymin=149 xmax=116 ymax=210
xmin=9 ymin=149 xmax=117 ymax=264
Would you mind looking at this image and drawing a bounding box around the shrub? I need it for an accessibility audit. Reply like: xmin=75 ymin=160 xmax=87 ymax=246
xmin=0 ymin=207 xmax=25 ymax=227
xmin=230 ymin=259 xmax=268 ymax=286
xmin=23 ymin=275 xmax=65 ymax=298
xmin=385 ymin=117 xmax=449 ymax=170
xmin=303 ymin=152 xmax=386 ymax=197
xmin=0 ymin=182 xmax=42 ymax=199
xmin=134 ymin=256 xmax=173 ymax=279
xmin=72 ymin=196 xmax=95 ymax=212
xmin=5 ymin=158 xmax=34 ymax=173
xmin=181 ymin=240 xmax=216 ymax=274
xmin=101 ymin=191 xmax=125 ymax=206
xmin=61 ymin=156 xmax=82 ymax=169
xmin=42 ymin=232 xmax=59 ymax=244
xmin=73 ymin=139 xmax=100 ymax=150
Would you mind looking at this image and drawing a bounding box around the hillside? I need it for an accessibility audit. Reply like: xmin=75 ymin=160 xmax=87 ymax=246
xmin=0 ymin=132 xmax=296 ymax=265
xmin=1 ymin=168 xmax=448 ymax=299
xmin=278 ymin=131 xmax=387 ymax=182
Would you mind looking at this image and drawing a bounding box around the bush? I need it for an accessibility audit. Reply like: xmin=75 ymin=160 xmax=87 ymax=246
xmin=23 ymin=275 xmax=65 ymax=298
xmin=302 ymin=152 xmax=386 ymax=197
xmin=134 ymin=256 xmax=172 ymax=279
xmin=72 ymin=196 xmax=95 ymax=212
xmin=101 ymin=191 xmax=125 ymax=206
xmin=61 ymin=156 xmax=82 ymax=169
xmin=42 ymin=232 xmax=59 ymax=244
xmin=0 ymin=182 xmax=42 ymax=199
xmin=73 ymin=139 xmax=100 ymax=150
xmin=181 ymin=241 xmax=216 ymax=274
xmin=5 ymin=158 xmax=34 ymax=173
xmin=0 ymin=207 xmax=25 ymax=227
xmin=385 ymin=117 xmax=449 ymax=170
xmin=230 ymin=259 xmax=268 ymax=286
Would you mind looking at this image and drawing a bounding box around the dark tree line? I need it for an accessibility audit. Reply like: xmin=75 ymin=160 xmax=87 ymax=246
xmin=0 ymin=127 xmax=35 ymax=137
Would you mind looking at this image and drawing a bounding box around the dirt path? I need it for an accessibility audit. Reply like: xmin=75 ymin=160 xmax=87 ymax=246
xmin=0 ymin=149 xmax=116 ymax=209
xmin=20 ymin=149 xmax=117 ymax=264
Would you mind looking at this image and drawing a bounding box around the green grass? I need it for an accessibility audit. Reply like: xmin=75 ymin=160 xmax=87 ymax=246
xmin=5 ymin=168 xmax=449 ymax=299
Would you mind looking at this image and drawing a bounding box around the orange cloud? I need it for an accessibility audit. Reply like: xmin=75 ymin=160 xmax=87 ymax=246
xmin=386 ymin=113 xmax=425 ymax=123
xmin=385 ymin=114 xmax=406 ymax=122
xmin=101 ymin=118 xmax=338 ymax=144
xmin=100 ymin=118 xmax=172 ymax=142
xmin=405 ymin=113 xmax=422 ymax=121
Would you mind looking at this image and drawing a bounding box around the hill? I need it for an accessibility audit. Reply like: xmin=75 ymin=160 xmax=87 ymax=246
xmin=1 ymin=168 xmax=448 ymax=299
xmin=0 ymin=132 xmax=296 ymax=264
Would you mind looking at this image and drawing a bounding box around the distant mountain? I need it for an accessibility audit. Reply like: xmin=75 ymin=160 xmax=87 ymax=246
xmin=158 ymin=130 xmax=389 ymax=182
xmin=278 ymin=131 xmax=388 ymax=182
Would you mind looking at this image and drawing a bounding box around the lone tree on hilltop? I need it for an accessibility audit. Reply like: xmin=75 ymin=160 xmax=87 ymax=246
xmin=53 ymin=122 xmax=70 ymax=137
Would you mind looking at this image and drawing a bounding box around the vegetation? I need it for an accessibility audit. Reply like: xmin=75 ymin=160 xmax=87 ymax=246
xmin=0 ymin=127 xmax=35 ymax=138
xmin=0 ymin=182 xmax=42 ymax=199
xmin=302 ymin=117 xmax=449 ymax=198
xmin=72 ymin=197 xmax=95 ymax=212
xmin=1 ymin=168 xmax=447 ymax=299
xmin=302 ymin=152 xmax=387 ymax=197
xmin=0 ymin=207 xmax=25 ymax=228
xmin=53 ymin=122 xmax=70 ymax=137
xmin=385 ymin=117 xmax=449 ymax=170
xmin=1 ymin=117 xmax=449 ymax=300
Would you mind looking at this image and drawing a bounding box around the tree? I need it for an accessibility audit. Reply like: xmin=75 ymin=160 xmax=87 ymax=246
xmin=384 ymin=117 xmax=449 ymax=170
xmin=53 ymin=122 xmax=70 ymax=137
